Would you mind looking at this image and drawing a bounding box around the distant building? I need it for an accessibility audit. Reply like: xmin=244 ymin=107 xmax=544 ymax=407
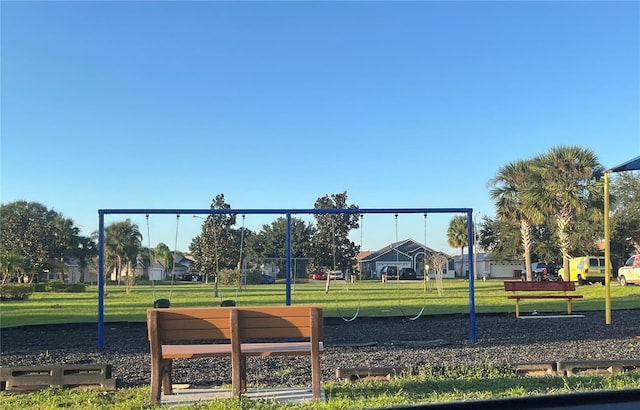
xmin=358 ymin=239 xmax=453 ymax=279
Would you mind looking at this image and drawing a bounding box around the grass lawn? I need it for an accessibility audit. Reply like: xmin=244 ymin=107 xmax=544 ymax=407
xmin=1 ymin=278 xmax=640 ymax=409
xmin=2 ymin=278 xmax=640 ymax=327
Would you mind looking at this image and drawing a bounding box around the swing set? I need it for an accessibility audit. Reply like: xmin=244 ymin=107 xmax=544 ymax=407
xmin=96 ymin=207 xmax=477 ymax=349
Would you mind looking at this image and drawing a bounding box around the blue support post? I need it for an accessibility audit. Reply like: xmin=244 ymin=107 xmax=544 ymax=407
xmin=98 ymin=212 xmax=105 ymax=349
xmin=467 ymin=210 xmax=476 ymax=342
xmin=286 ymin=213 xmax=292 ymax=306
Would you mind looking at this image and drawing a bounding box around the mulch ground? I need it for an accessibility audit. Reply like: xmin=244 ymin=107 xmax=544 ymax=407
xmin=2 ymin=310 xmax=639 ymax=389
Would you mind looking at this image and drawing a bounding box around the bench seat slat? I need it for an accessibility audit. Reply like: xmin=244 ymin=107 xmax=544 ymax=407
xmin=240 ymin=341 xmax=324 ymax=357
xmin=507 ymin=295 xmax=583 ymax=299
xmin=161 ymin=344 xmax=232 ymax=359
xmin=504 ymin=281 xmax=576 ymax=292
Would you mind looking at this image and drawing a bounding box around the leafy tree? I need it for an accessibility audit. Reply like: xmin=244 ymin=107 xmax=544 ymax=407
xmin=71 ymin=235 xmax=98 ymax=283
xmin=489 ymin=159 xmax=545 ymax=280
xmin=610 ymin=170 xmax=640 ymax=264
xmin=477 ymin=216 xmax=522 ymax=263
xmin=190 ymin=194 xmax=238 ymax=293
xmin=0 ymin=201 xmax=83 ymax=282
xmin=532 ymin=146 xmax=604 ymax=274
xmin=104 ymin=219 xmax=142 ymax=291
xmin=310 ymin=192 xmax=360 ymax=273
xmin=447 ymin=215 xmax=468 ymax=277
xmin=154 ymin=243 xmax=174 ymax=277
xmin=246 ymin=217 xmax=315 ymax=259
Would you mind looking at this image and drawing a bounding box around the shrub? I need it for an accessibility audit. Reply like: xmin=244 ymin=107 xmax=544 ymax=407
xmin=32 ymin=281 xmax=89 ymax=293
xmin=245 ymin=270 xmax=264 ymax=285
xmin=66 ymin=283 xmax=88 ymax=292
xmin=0 ymin=283 xmax=34 ymax=300
xmin=217 ymin=268 xmax=240 ymax=285
xmin=34 ymin=283 xmax=47 ymax=292
xmin=47 ymin=281 xmax=67 ymax=292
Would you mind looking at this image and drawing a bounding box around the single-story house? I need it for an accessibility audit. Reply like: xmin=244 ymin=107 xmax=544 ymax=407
xmin=450 ymin=253 xmax=524 ymax=279
xmin=358 ymin=239 xmax=454 ymax=279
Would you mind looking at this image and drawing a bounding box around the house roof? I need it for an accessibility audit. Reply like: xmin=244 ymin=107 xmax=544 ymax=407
xmin=361 ymin=238 xmax=440 ymax=262
xmin=356 ymin=250 xmax=373 ymax=261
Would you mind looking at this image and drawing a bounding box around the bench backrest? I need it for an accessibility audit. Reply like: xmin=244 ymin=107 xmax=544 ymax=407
xmin=148 ymin=307 xmax=234 ymax=342
xmin=234 ymin=306 xmax=323 ymax=340
xmin=504 ymin=281 xmax=576 ymax=292
xmin=148 ymin=305 xmax=324 ymax=343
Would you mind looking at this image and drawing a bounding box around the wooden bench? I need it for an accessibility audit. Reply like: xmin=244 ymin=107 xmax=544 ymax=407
xmin=504 ymin=281 xmax=583 ymax=318
xmin=147 ymin=305 xmax=323 ymax=405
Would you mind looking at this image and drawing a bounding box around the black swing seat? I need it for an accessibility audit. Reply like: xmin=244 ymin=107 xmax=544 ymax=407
xmin=153 ymin=299 xmax=171 ymax=308
xmin=220 ymin=300 xmax=236 ymax=307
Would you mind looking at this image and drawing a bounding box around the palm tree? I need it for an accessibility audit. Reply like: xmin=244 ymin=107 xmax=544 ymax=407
xmin=0 ymin=251 xmax=28 ymax=284
xmin=104 ymin=219 xmax=142 ymax=288
xmin=533 ymin=146 xmax=604 ymax=275
xmin=447 ymin=215 xmax=468 ymax=278
xmin=489 ymin=159 xmax=545 ymax=281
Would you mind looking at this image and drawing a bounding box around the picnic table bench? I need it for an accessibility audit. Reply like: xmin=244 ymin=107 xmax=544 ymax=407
xmin=147 ymin=305 xmax=324 ymax=405
xmin=504 ymin=280 xmax=583 ymax=318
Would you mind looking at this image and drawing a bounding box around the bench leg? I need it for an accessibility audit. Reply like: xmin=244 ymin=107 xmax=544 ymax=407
xmin=149 ymin=357 xmax=171 ymax=405
xmin=240 ymin=356 xmax=247 ymax=392
xmin=567 ymin=299 xmax=573 ymax=315
xmin=311 ymin=352 xmax=321 ymax=399
xmin=231 ymin=355 xmax=247 ymax=397
xmin=515 ymin=300 xmax=520 ymax=318
xmin=162 ymin=359 xmax=173 ymax=395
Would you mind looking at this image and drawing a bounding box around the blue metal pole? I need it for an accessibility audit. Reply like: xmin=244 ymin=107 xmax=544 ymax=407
xmin=467 ymin=210 xmax=476 ymax=342
xmin=285 ymin=213 xmax=292 ymax=306
xmin=98 ymin=212 xmax=105 ymax=349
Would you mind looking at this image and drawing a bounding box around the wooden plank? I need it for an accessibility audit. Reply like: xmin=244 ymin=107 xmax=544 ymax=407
xmin=507 ymin=295 xmax=583 ymax=300
xmin=160 ymin=328 xmax=232 ymax=341
xmin=504 ymin=281 xmax=576 ymax=292
xmin=161 ymin=344 xmax=232 ymax=359
xmin=240 ymin=341 xmax=325 ymax=356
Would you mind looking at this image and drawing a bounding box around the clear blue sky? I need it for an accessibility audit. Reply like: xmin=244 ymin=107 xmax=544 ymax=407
xmin=2 ymin=1 xmax=639 ymax=255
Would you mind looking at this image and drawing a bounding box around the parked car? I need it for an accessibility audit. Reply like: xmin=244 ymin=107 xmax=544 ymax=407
xmin=380 ymin=266 xmax=417 ymax=280
xmin=399 ymin=267 xmax=417 ymax=280
xmin=260 ymin=274 xmax=275 ymax=284
xmin=311 ymin=271 xmax=326 ymax=280
xmin=558 ymin=256 xmax=609 ymax=285
xmin=380 ymin=265 xmax=398 ymax=279
xmin=329 ymin=270 xmax=344 ymax=280
xmin=618 ymin=255 xmax=640 ymax=286
xmin=520 ymin=262 xmax=556 ymax=281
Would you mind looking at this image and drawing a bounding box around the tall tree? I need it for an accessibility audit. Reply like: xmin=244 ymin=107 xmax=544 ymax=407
xmin=489 ymin=159 xmax=545 ymax=280
xmin=533 ymin=146 xmax=604 ymax=274
xmin=610 ymin=170 xmax=640 ymax=263
xmin=71 ymin=235 xmax=98 ymax=283
xmin=447 ymin=215 xmax=468 ymax=277
xmin=0 ymin=251 xmax=28 ymax=284
xmin=247 ymin=217 xmax=315 ymax=259
xmin=0 ymin=201 xmax=82 ymax=281
xmin=104 ymin=219 xmax=142 ymax=290
xmin=310 ymin=192 xmax=360 ymax=272
xmin=477 ymin=216 xmax=523 ymax=263
xmin=190 ymin=194 xmax=237 ymax=292
xmin=154 ymin=243 xmax=174 ymax=278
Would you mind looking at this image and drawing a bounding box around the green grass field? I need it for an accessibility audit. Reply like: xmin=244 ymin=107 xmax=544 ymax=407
xmin=2 ymin=278 xmax=640 ymax=327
